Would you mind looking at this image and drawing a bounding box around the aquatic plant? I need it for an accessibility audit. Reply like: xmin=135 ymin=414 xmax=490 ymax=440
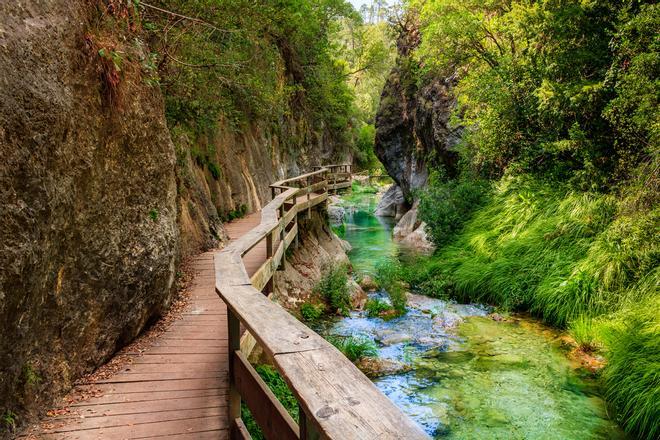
xmin=314 ymin=264 xmax=351 ymax=316
xmin=327 ymin=335 xmax=378 ymax=362
xmin=364 ymin=298 xmax=393 ymax=317
xmin=375 ymin=260 xmax=407 ymax=315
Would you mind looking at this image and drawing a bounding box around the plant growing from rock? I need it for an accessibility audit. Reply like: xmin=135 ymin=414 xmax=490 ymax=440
xmin=314 ymin=264 xmax=351 ymax=316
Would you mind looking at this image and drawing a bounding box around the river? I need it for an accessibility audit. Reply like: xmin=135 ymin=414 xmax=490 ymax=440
xmin=321 ymin=189 xmax=625 ymax=439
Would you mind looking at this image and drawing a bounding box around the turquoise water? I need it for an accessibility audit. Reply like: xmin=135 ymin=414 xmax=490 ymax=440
xmin=324 ymin=191 xmax=625 ymax=439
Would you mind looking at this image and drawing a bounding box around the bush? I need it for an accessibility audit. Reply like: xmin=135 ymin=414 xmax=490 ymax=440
xmin=418 ymin=171 xmax=490 ymax=247
xmin=241 ymin=365 xmax=299 ymax=439
xmin=375 ymin=260 xmax=408 ymax=315
xmin=364 ymin=298 xmax=393 ymax=317
xmin=299 ymin=302 xmax=325 ymax=322
xmin=569 ymin=316 xmax=601 ymax=353
xmin=327 ymin=335 xmax=378 ymax=362
xmin=314 ymin=265 xmax=351 ymax=316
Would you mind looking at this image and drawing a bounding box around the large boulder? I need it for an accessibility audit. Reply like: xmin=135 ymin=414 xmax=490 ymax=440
xmin=392 ymin=201 xmax=435 ymax=253
xmin=374 ymin=185 xmax=408 ymax=220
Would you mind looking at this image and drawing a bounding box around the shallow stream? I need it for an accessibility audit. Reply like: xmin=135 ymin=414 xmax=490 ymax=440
xmin=323 ymin=190 xmax=625 ymax=439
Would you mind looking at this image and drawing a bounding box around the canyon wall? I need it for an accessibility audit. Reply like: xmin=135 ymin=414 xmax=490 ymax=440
xmin=0 ymin=0 xmax=179 ymax=422
xmin=0 ymin=1 xmax=347 ymax=428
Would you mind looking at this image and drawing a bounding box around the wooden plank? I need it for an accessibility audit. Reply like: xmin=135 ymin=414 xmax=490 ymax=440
xmin=69 ymin=388 xmax=226 ymax=407
xmin=250 ymin=257 xmax=275 ymax=292
xmin=217 ymin=285 xmax=327 ymax=357
xmin=233 ymin=352 xmax=299 ymax=440
xmin=275 ymin=347 xmax=428 ymax=440
xmin=231 ymin=417 xmax=252 ymax=440
xmin=47 ymin=407 xmax=227 ymax=432
xmin=42 ymin=416 xmax=226 ymax=440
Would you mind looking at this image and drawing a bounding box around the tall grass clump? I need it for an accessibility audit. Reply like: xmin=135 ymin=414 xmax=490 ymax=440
xmin=314 ymin=265 xmax=351 ymax=315
xmin=327 ymin=335 xmax=378 ymax=362
xmin=600 ymin=295 xmax=660 ymax=440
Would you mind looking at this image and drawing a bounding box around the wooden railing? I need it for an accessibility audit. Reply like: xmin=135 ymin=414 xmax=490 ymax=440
xmin=215 ymin=166 xmax=428 ymax=439
xmin=313 ymin=163 xmax=352 ymax=191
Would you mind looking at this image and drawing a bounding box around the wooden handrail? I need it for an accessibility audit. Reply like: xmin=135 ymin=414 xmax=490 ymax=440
xmin=215 ymin=165 xmax=427 ymax=439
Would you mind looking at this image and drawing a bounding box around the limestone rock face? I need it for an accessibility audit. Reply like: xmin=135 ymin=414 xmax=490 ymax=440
xmin=374 ymin=21 xmax=461 ymax=201
xmin=375 ymin=185 xmax=408 ymax=220
xmin=0 ymin=0 xmax=178 ymax=418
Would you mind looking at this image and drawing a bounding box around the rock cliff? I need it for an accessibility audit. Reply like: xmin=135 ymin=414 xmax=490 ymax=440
xmin=0 ymin=1 xmax=347 ymax=429
xmin=374 ymin=19 xmax=460 ymax=200
xmin=0 ymin=0 xmax=178 ymax=423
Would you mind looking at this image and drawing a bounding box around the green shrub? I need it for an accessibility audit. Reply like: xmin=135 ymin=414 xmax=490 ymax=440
xmin=364 ymin=298 xmax=393 ymax=317
xmin=314 ymin=265 xmax=351 ymax=316
xmin=418 ymin=171 xmax=490 ymax=247
xmin=327 ymin=335 xmax=378 ymax=362
xmin=242 ymin=364 xmax=299 ymax=439
xmin=351 ymin=180 xmax=378 ymax=194
xmin=148 ymin=209 xmax=159 ymax=221
xmin=300 ymin=302 xmax=325 ymax=322
xmin=207 ymin=161 xmax=221 ymax=180
xmin=375 ymin=260 xmax=407 ymax=315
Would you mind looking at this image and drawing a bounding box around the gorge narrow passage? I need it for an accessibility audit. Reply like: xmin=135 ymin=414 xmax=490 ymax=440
xmin=320 ymin=189 xmax=627 ymax=439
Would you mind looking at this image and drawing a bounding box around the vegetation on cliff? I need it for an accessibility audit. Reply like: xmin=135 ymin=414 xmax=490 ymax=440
xmin=378 ymin=1 xmax=658 ymax=438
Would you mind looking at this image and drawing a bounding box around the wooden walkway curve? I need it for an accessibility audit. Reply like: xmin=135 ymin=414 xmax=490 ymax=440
xmin=27 ymin=164 xmax=427 ymax=439
xmin=28 ymin=197 xmax=325 ymax=439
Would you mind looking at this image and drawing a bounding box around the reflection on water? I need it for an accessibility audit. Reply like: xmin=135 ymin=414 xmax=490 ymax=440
xmin=324 ymin=191 xmax=625 ymax=439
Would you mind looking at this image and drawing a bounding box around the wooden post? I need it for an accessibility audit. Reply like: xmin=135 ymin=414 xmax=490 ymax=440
xmin=299 ymin=405 xmax=321 ymax=440
xmin=265 ymin=231 xmax=273 ymax=295
xmin=228 ymin=310 xmax=241 ymax=430
xmin=271 ymin=186 xmax=276 ymax=200
xmin=278 ymin=204 xmax=286 ymax=270
xmin=306 ymin=177 xmax=311 ymax=218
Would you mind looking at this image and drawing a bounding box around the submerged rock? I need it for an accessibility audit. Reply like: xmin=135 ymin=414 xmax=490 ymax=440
xmin=356 ymin=357 xmax=411 ymax=378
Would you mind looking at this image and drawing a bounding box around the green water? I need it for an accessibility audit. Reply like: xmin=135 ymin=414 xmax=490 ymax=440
xmin=325 ymin=191 xmax=625 ymax=439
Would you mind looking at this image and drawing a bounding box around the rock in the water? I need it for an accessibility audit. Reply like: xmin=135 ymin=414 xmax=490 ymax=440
xmin=359 ymin=275 xmax=379 ymax=291
xmin=356 ymin=357 xmax=411 ymax=378
xmin=347 ymin=279 xmax=367 ymax=310
xmin=375 ymin=185 xmax=408 ymax=220
xmin=327 ymin=204 xmax=346 ymax=225
xmin=392 ymin=201 xmax=435 ymax=253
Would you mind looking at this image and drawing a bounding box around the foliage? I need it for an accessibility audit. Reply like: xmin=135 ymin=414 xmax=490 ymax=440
xmin=314 ymin=265 xmax=351 ymax=315
xmin=148 ymin=209 xmax=159 ymax=221
xmin=600 ymin=296 xmax=660 ymax=440
xmin=364 ymin=298 xmax=393 ymax=317
xmin=418 ymin=170 xmax=490 ymax=247
xmin=351 ymin=179 xmax=379 ymax=194
xmin=242 ymin=364 xmax=299 ymax=439
xmin=354 ymin=124 xmax=382 ymax=170
xmin=569 ymin=316 xmax=601 ymax=353
xmin=413 ymin=0 xmax=658 ymax=188
xmin=375 ymin=259 xmax=408 ymax=315
xmin=299 ymin=302 xmax=325 ymax=322
xmin=1 ymin=410 xmax=16 ymax=433
xmin=222 ymin=204 xmax=248 ymax=222
xmin=327 ymin=335 xmax=378 ymax=362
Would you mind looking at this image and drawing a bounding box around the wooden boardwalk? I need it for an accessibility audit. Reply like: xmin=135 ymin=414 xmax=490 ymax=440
xmin=31 ymin=211 xmax=276 ymax=440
